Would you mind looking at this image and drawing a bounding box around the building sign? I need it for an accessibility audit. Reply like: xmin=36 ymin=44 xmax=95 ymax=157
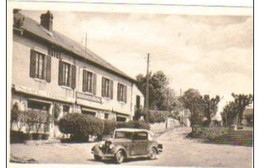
xmin=76 ymin=92 xmax=102 ymax=103
xmin=14 ymin=85 xmax=74 ymax=103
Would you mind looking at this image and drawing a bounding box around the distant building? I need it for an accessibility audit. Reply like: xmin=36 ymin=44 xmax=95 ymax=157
xmin=179 ymin=109 xmax=191 ymax=127
xmin=11 ymin=10 xmax=144 ymax=138
xmin=242 ymin=104 xmax=253 ymax=126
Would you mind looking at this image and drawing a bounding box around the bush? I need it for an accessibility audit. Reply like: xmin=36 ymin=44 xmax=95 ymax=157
xmin=103 ymin=120 xmax=117 ymax=135
xmin=117 ymin=120 xmax=150 ymax=130
xmin=58 ymin=113 xmax=104 ymax=142
xmin=10 ymin=130 xmax=26 ymax=143
xmin=148 ymin=110 xmax=170 ymax=123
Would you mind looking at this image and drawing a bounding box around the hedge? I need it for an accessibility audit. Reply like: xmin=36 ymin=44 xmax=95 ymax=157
xmin=117 ymin=120 xmax=150 ymax=130
xmin=103 ymin=120 xmax=117 ymax=135
xmin=58 ymin=113 xmax=151 ymax=142
xmin=148 ymin=110 xmax=171 ymax=124
xmin=58 ymin=113 xmax=104 ymax=138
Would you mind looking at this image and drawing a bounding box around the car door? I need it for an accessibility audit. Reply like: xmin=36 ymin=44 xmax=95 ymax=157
xmin=131 ymin=131 xmax=148 ymax=155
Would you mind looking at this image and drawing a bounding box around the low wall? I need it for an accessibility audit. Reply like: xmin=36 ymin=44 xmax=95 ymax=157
xmin=150 ymin=118 xmax=180 ymax=133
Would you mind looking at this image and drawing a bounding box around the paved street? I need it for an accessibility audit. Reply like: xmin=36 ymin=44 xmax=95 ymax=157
xmin=10 ymin=127 xmax=252 ymax=167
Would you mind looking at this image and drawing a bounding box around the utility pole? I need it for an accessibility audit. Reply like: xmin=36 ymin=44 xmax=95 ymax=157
xmin=145 ymin=53 xmax=150 ymax=120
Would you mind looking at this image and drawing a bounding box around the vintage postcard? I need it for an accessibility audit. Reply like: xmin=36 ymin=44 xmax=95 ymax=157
xmin=8 ymin=1 xmax=253 ymax=168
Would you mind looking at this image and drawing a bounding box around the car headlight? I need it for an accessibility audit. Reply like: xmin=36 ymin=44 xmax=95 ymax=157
xmin=109 ymin=144 xmax=115 ymax=149
xmin=99 ymin=142 xmax=105 ymax=148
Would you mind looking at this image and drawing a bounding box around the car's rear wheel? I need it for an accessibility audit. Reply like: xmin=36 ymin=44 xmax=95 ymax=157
xmin=94 ymin=155 xmax=102 ymax=161
xmin=115 ymin=150 xmax=125 ymax=164
xmin=149 ymin=147 xmax=157 ymax=160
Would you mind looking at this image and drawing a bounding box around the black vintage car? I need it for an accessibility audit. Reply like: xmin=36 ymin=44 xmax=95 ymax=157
xmin=91 ymin=128 xmax=163 ymax=163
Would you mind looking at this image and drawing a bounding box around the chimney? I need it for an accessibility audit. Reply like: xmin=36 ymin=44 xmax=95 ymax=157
xmin=40 ymin=11 xmax=53 ymax=31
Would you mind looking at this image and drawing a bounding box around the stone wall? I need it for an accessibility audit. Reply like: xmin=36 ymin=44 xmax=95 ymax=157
xmin=150 ymin=118 xmax=180 ymax=134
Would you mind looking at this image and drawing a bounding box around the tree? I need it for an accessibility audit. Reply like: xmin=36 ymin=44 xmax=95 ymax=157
xmin=244 ymin=113 xmax=253 ymax=127
xmin=179 ymin=89 xmax=204 ymax=126
xmin=201 ymin=95 xmax=220 ymax=126
xmin=221 ymin=102 xmax=237 ymax=127
xmin=231 ymin=93 xmax=253 ymax=126
xmin=221 ymin=93 xmax=253 ymax=127
xmin=10 ymin=103 xmax=19 ymax=130
xmin=136 ymin=71 xmax=172 ymax=110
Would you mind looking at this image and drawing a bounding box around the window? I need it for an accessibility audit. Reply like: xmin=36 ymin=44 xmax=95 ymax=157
xmin=82 ymin=70 xmax=97 ymax=94
xmin=27 ymin=100 xmax=50 ymax=112
xmin=136 ymin=95 xmax=140 ymax=108
xmin=116 ymin=116 xmax=127 ymax=122
xmin=133 ymin=132 xmax=148 ymax=140
xmin=104 ymin=113 xmax=109 ymax=119
xmin=114 ymin=131 xmax=133 ymax=140
xmin=117 ymin=83 xmax=127 ymax=103
xmin=101 ymin=77 xmax=113 ymax=99
xmin=63 ymin=105 xmax=70 ymax=114
xmin=48 ymin=45 xmax=61 ymax=59
xmin=58 ymin=61 xmax=76 ymax=88
xmin=82 ymin=110 xmax=96 ymax=117
xmin=30 ymin=49 xmax=51 ymax=82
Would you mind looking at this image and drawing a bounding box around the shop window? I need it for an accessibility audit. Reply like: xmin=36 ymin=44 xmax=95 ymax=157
xmin=116 ymin=116 xmax=126 ymax=122
xmin=63 ymin=105 xmax=70 ymax=115
xmin=82 ymin=110 xmax=96 ymax=117
xmin=27 ymin=100 xmax=50 ymax=112
xmin=104 ymin=113 xmax=109 ymax=119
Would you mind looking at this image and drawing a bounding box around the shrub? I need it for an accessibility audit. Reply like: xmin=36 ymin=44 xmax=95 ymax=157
xmin=117 ymin=120 xmax=150 ymax=130
xmin=58 ymin=113 xmax=104 ymax=141
xmin=25 ymin=110 xmax=39 ymax=134
xmin=148 ymin=110 xmax=170 ymax=123
xmin=103 ymin=120 xmax=117 ymax=135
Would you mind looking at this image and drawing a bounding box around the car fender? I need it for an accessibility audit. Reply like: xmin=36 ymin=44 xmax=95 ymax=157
xmin=111 ymin=145 xmax=129 ymax=157
xmin=91 ymin=144 xmax=100 ymax=152
xmin=148 ymin=141 xmax=160 ymax=154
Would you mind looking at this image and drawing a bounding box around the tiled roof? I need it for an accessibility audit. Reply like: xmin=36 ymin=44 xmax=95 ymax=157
xmin=14 ymin=12 xmax=135 ymax=82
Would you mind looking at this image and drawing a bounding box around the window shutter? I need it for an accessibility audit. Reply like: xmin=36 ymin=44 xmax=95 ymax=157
xmin=117 ymin=83 xmax=120 ymax=101
xmin=46 ymin=55 xmax=51 ymax=82
xmin=101 ymin=77 xmax=105 ymax=97
xmin=71 ymin=65 xmax=76 ymax=89
xmin=58 ymin=61 xmax=63 ymax=85
xmin=82 ymin=70 xmax=87 ymax=92
xmin=124 ymin=86 xmax=127 ymax=103
xmin=93 ymin=73 xmax=97 ymax=95
xmin=110 ymin=80 xmax=113 ymax=99
xmin=30 ymin=49 xmax=36 ymax=78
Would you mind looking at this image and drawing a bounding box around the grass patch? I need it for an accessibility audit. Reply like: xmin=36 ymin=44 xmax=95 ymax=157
xmin=188 ymin=126 xmax=253 ymax=147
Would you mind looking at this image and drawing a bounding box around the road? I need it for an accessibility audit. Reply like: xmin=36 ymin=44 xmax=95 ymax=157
xmin=10 ymin=127 xmax=252 ymax=167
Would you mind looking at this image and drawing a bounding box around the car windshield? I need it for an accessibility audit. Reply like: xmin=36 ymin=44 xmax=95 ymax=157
xmin=114 ymin=131 xmax=133 ymax=140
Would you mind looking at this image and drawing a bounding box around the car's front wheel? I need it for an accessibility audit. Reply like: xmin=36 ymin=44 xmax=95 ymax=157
xmin=115 ymin=150 xmax=125 ymax=164
xmin=149 ymin=147 xmax=157 ymax=160
xmin=94 ymin=155 xmax=102 ymax=161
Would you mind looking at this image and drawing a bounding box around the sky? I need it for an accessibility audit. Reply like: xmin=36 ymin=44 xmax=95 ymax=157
xmin=20 ymin=10 xmax=253 ymax=116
